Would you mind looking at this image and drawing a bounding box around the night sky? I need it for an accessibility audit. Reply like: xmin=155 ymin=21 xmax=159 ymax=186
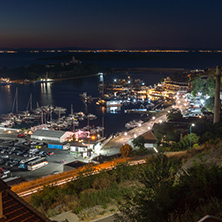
xmin=1 ymin=0 xmax=222 ymax=49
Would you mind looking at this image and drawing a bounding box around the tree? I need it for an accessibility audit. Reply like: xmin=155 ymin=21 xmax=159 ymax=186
xmin=181 ymin=133 xmax=199 ymax=149
xmin=191 ymin=77 xmax=204 ymax=96
xmin=166 ymin=108 xmax=183 ymax=121
xmin=205 ymin=77 xmax=215 ymax=97
xmin=205 ymin=96 xmax=214 ymax=112
xmin=153 ymin=123 xmax=180 ymax=144
xmin=132 ymin=135 xmax=146 ymax=149
xmin=120 ymin=144 xmax=132 ymax=157
xmin=115 ymin=154 xmax=178 ymax=222
xmin=115 ymin=160 xmax=222 ymax=222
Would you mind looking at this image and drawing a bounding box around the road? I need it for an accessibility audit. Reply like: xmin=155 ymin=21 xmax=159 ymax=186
xmin=100 ymin=94 xmax=188 ymax=155
xmin=100 ymin=106 xmax=170 ymax=155
xmin=15 ymin=159 xmax=146 ymax=198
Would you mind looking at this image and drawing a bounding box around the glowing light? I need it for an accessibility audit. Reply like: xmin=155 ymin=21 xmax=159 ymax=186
xmin=153 ymin=147 xmax=158 ymax=153
xmin=91 ymin=135 xmax=96 ymax=140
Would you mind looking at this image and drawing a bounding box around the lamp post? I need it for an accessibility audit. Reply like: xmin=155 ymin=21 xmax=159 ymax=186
xmin=190 ymin=123 xmax=195 ymax=148
xmin=88 ymin=135 xmax=96 ymax=161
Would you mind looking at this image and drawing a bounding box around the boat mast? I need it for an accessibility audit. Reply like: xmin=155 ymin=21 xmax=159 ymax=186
xmin=71 ymin=104 xmax=73 ymax=115
xmin=30 ymin=93 xmax=32 ymax=110
xmin=12 ymin=87 xmax=18 ymax=113
xmin=16 ymin=87 xmax=18 ymax=113
xmin=102 ymin=116 xmax=104 ymax=138
xmin=41 ymin=111 xmax=43 ymax=124
xmin=58 ymin=109 xmax=60 ymax=131
xmin=26 ymin=93 xmax=32 ymax=111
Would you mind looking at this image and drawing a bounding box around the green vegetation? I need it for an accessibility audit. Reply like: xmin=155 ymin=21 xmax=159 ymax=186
xmin=191 ymin=77 xmax=204 ymax=96
xmin=115 ymin=154 xmax=222 ymax=222
xmin=120 ymin=144 xmax=133 ymax=157
xmin=29 ymin=149 xmax=222 ymax=221
xmin=191 ymin=76 xmax=215 ymax=111
xmin=153 ymin=118 xmax=222 ymax=152
xmin=30 ymin=162 xmax=140 ymax=217
xmin=166 ymin=108 xmax=183 ymax=121
xmin=191 ymin=76 xmax=215 ymax=97
xmin=0 ymin=62 xmax=105 ymax=80
xmin=132 ymin=135 xmax=146 ymax=150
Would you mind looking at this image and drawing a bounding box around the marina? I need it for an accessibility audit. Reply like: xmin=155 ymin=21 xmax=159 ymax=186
xmin=0 ymin=67 xmax=176 ymax=142
xmin=0 ymin=73 xmax=173 ymax=140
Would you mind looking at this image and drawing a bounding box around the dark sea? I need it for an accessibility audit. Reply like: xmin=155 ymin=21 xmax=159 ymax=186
xmin=0 ymin=51 xmax=221 ymax=136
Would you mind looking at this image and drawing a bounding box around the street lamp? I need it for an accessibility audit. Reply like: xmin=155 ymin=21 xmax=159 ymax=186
xmin=190 ymin=123 xmax=195 ymax=148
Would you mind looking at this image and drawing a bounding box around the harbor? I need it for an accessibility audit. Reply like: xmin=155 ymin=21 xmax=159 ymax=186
xmin=0 ymin=73 xmax=175 ymax=139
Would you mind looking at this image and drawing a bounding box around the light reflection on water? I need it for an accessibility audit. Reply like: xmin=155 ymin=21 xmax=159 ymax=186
xmin=40 ymin=82 xmax=53 ymax=105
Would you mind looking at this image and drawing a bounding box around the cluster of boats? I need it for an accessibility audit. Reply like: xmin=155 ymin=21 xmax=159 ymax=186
xmin=125 ymin=119 xmax=144 ymax=129
xmin=0 ymin=104 xmax=98 ymax=133
xmin=95 ymin=76 xmax=159 ymax=112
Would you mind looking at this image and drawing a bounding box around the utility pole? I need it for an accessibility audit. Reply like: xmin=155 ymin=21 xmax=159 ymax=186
xmin=214 ymin=66 xmax=221 ymax=124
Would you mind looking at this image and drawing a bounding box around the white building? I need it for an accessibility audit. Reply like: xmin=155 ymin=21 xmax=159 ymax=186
xmin=31 ymin=129 xmax=73 ymax=143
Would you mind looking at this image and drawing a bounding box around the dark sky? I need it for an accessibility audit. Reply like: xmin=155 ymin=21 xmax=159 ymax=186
xmin=1 ymin=0 xmax=222 ymax=49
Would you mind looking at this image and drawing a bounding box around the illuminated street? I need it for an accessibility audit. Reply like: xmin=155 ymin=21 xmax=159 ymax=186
xmin=101 ymin=93 xmax=189 ymax=155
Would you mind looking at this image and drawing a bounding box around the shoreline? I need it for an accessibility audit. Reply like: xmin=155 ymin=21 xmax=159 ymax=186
xmin=112 ymin=67 xmax=186 ymax=73
xmin=10 ymin=67 xmax=187 ymax=84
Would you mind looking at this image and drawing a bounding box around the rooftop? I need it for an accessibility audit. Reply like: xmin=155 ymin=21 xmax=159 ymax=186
xmin=31 ymin=129 xmax=66 ymax=138
xmin=141 ymin=131 xmax=157 ymax=141
xmin=0 ymin=179 xmax=51 ymax=222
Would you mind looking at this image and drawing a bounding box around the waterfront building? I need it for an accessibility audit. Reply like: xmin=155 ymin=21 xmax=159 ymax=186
xmin=163 ymin=77 xmax=189 ymax=93
xmin=31 ymin=129 xmax=73 ymax=143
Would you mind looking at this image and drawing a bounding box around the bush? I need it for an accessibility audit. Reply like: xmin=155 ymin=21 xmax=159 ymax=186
xmin=120 ymin=144 xmax=133 ymax=157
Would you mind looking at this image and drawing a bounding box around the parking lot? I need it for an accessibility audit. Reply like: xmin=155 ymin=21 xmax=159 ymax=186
xmin=0 ymin=131 xmax=81 ymax=181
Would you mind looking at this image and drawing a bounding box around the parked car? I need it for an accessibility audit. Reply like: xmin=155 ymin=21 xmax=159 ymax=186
xmin=0 ymin=158 xmax=5 ymax=164
xmin=16 ymin=151 xmax=24 ymax=156
xmin=0 ymin=168 xmax=11 ymax=179
xmin=10 ymin=161 xmax=19 ymax=167
xmin=1 ymin=155 xmax=9 ymax=159
xmin=47 ymin=152 xmax=54 ymax=156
